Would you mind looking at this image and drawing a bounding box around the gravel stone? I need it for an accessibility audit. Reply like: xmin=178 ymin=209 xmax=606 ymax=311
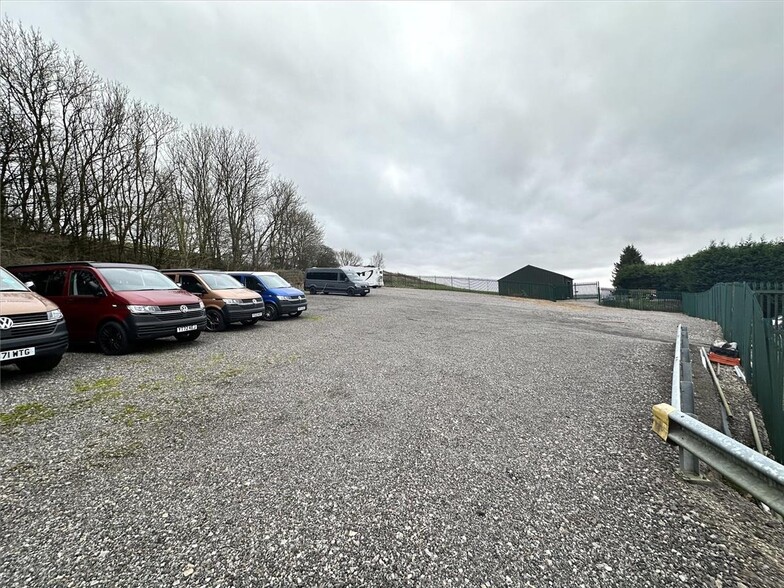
xmin=1 ymin=288 xmax=783 ymax=587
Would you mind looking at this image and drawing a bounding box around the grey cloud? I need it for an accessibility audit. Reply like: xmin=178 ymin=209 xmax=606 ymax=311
xmin=3 ymin=1 xmax=782 ymax=283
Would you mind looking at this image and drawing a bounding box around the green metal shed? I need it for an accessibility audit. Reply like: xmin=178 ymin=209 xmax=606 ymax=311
xmin=498 ymin=265 xmax=574 ymax=301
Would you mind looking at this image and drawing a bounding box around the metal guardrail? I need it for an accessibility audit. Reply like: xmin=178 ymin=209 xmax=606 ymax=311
xmin=669 ymin=325 xmax=699 ymax=477
xmin=653 ymin=324 xmax=784 ymax=517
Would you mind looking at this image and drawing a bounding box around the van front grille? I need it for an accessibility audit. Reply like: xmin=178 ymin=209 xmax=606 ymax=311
xmin=158 ymin=304 xmax=202 ymax=312
xmin=1 ymin=312 xmax=49 ymax=325
xmin=155 ymin=309 xmax=205 ymax=322
xmin=0 ymin=322 xmax=57 ymax=339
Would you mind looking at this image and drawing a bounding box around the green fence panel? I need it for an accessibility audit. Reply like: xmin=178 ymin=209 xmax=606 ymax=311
xmin=682 ymin=282 xmax=784 ymax=463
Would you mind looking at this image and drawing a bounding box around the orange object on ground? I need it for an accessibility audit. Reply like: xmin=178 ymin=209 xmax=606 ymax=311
xmin=708 ymin=352 xmax=740 ymax=366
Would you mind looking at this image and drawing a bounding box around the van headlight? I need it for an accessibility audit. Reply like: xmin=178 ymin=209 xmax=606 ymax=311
xmin=198 ymin=301 xmax=205 ymax=309
xmin=47 ymin=309 xmax=63 ymax=321
xmin=222 ymin=299 xmax=242 ymax=305
xmin=278 ymin=296 xmax=293 ymax=301
xmin=127 ymin=305 xmax=161 ymax=314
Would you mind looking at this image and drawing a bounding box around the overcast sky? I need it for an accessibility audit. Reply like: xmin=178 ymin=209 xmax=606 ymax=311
xmin=3 ymin=1 xmax=783 ymax=284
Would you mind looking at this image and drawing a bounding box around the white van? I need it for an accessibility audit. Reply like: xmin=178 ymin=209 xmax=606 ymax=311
xmin=341 ymin=266 xmax=384 ymax=288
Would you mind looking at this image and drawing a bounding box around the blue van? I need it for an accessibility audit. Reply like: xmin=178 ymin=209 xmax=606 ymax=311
xmin=228 ymin=271 xmax=307 ymax=321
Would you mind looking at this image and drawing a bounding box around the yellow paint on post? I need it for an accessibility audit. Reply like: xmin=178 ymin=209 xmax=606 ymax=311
xmin=652 ymin=403 xmax=675 ymax=441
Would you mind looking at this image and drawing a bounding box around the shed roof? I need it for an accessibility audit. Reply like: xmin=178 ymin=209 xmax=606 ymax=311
xmin=499 ymin=264 xmax=573 ymax=282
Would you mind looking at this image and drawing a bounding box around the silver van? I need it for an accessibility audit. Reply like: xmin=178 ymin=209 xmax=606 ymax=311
xmin=304 ymin=268 xmax=370 ymax=297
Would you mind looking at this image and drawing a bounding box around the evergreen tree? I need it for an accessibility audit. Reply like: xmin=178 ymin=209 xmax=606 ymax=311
xmin=612 ymin=245 xmax=645 ymax=287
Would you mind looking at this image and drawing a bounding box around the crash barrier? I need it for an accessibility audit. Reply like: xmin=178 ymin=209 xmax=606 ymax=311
xmin=669 ymin=325 xmax=698 ymax=475
xmin=384 ymin=274 xmax=572 ymax=301
xmin=653 ymin=325 xmax=784 ymax=517
xmin=683 ymin=283 xmax=784 ymax=463
xmin=599 ymin=289 xmax=682 ymax=312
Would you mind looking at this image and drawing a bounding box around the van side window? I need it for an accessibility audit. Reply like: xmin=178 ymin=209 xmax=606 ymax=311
xmin=40 ymin=270 xmax=66 ymax=296
xmin=180 ymin=275 xmax=205 ymax=294
xmin=70 ymin=270 xmax=103 ymax=296
xmin=12 ymin=270 xmax=66 ymax=296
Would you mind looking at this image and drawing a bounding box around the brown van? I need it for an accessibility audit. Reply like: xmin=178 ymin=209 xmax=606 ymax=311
xmin=0 ymin=266 xmax=68 ymax=372
xmin=161 ymin=269 xmax=264 ymax=332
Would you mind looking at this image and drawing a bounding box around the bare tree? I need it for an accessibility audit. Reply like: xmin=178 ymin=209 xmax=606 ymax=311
xmin=0 ymin=18 xmax=60 ymax=231
xmin=170 ymin=125 xmax=220 ymax=264
xmin=0 ymin=20 xmax=334 ymax=272
xmin=213 ymin=128 xmax=269 ymax=268
xmin=369 ymin=250 xmax=384 ymax=268
xmin=336 ymin=249 xmax=363 ymax=266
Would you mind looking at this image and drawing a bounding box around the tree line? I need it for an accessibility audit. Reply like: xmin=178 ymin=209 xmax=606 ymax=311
xmin=0 ymin=18 xmax=343 ymax=270
xmin=613 ymin=239 xmax=784 ymax=292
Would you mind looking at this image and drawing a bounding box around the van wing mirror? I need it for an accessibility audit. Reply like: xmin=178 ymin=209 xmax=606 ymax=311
xmin=24 ymin=281 xmax=36 ymax=291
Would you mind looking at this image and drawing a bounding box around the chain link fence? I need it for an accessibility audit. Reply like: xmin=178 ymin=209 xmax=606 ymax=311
xmin=599 ymin=289 xmax=683 ymax=312
xmin=385 ymin=273 xmax=575 ymax=301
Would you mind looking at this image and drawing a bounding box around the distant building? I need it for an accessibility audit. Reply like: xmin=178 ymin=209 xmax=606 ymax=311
xmin=498 ymin=265 xmax=573 ymax=301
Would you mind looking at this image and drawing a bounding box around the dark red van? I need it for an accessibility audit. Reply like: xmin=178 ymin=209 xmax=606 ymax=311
xmin=8 ymin=262 xmax=207 ymax=355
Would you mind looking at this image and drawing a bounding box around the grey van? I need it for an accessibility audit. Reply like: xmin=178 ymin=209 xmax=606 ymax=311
xmin=304 ymin=268 xmax=370 ymax=296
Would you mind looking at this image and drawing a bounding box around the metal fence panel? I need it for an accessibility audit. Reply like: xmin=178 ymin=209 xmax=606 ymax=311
xmin=573 ymin=281 xmax=600 ymax=299
xmin=683 ymin=282 xmax=784 ymax=463
xmin=599 ymin=289 xmax=683 ymax=312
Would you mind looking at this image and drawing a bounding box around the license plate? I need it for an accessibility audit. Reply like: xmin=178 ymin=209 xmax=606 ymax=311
xmin=0 ymin=347 xmax=36 ymax=361
xmin=176 ymin=324 xmax=198 ymax=333
xmin=252 ymin=312 xmax=264 ymax=318
xmin=297 ymin=306 xmax=306 ymax=311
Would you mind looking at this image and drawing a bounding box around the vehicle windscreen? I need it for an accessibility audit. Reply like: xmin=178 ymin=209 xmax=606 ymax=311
xmin=199 ymin=273 xmax=244 ymax=289
xmin=98 ymin=268 xmax=179 ymax=291
xmin=259 ymin=274 xmax=291 ymax=289
xmin=0 ymin=267 xmax=29 ymax=292
xmin=344 ymin=270 xmax=363 ymax=282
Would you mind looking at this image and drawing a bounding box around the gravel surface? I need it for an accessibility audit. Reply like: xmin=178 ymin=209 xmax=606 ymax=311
xmin=1 ymin=288 xmax=783 ymax=587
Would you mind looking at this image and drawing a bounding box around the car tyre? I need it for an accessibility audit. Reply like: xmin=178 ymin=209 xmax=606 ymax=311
xmin=262 ymin=303 xmax=278 ymax=321
xmin=16 ymin=354 xmax=64 ymax=373
xmin=174 ymin=330 xmax=201 ymax=342
xmin=360 ymin=291 xmax=368 ymax=297
xmin=205 ymin=308 xmax=226 ymax=332
xmin=309 ymin=286 xmax=317 ymax=295
xmin=347 ymin=287 xmax=356 ymax=296
xmin=97 ymin=321 xmax=131 ymax=355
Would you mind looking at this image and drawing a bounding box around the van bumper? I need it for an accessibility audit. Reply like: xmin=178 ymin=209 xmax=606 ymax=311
xmin=224 ymin=303 xmax=265 ymax=323
xmin=128 ymin=311 xmax=208 ymax=340
xmin=278 ymin=299 xmax=307 ymax=314
xmin=0 ymin=319 xmax=69 ymax=363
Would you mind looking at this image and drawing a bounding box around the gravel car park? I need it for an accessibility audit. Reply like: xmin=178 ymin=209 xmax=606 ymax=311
xmin=1 ymin=288 xmax=783 ymax=586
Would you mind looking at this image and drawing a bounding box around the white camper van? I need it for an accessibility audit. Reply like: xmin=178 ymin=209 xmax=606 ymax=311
xmin=342 ymin=266 xmax=384 ymax=288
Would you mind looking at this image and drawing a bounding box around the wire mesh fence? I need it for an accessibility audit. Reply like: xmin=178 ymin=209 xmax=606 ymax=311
xmin=599 ymin=289 xmax=683 ymax=312
xmin=384 ymin=274 xmax=499 ymax=293
xmin=384 ymin=273 xmax=574 ymax=301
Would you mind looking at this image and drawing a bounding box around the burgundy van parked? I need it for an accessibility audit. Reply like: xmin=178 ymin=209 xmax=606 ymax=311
xmin=8 ymin=262 xmax=207 ymax=355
